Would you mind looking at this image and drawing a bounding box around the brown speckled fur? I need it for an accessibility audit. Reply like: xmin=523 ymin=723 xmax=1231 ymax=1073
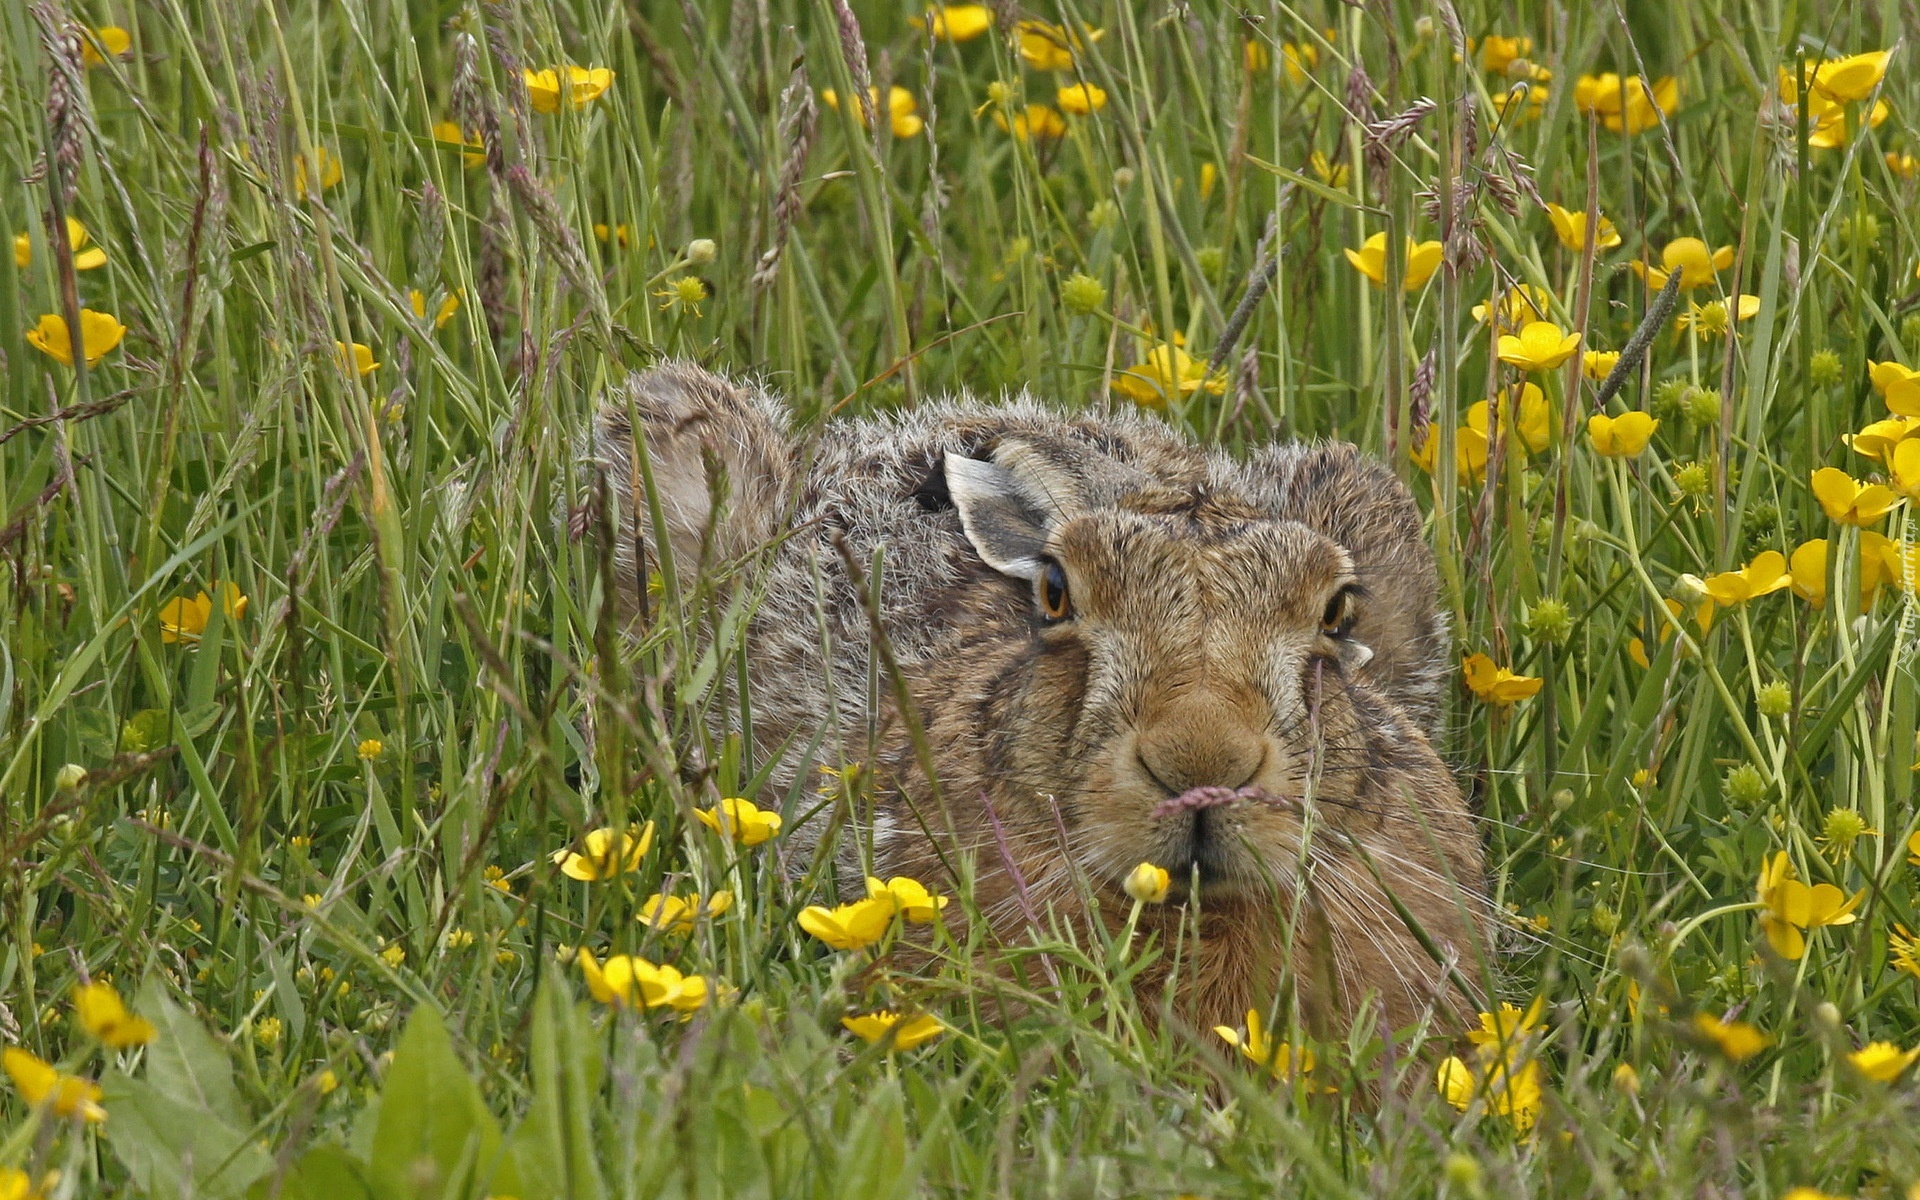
xmin=594 ymin=362 xmax=1491 ymax=1038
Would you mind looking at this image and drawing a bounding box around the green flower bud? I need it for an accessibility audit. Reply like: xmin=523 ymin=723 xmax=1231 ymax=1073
xmin=1808 ymin=349 xmax=1842 ymax=387
xmin=1756 ymin=681 xmax=1792 ymax=717
xmin=1683 ymin=386 xmax=1721 ymax=428
xmin=1724 ymin=762 xmax=1767 ymax=806
xmin=1524 ymin=597 xmax=1573 ymax=644
xmin=1060 ymin=272 xmax=1107 ymax=315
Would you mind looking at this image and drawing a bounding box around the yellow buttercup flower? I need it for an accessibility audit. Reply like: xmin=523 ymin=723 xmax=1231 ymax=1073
xmin=1545 ymin=203 xmax=1622 ymax=253
xmin=1583 ymin=350 xmax=1621 ymax=380
xmin=797 ymin=895 xmax=898 ymax=950
xmin=694 ymin=796 xmax=783 ymax=845
xmin=1344 ymin=232 xmax=1443 ymax=291
xmin=335 ymin=341 xmax=379 ymax=376
xmin=159 ymin=582 xmax=248 ymax=644
xmin=841 ymin=1011 xmax=945 ymax=1051
xmin=525 ymin=66 xmax=615 ymax=114
xmin=820 ymin=85 xmax=924 ymax=139
xmin=994 ymin=103 xmax=1067 ymax=142
xmin=1630 ymin=238 xmax=1734 ymax=290
xmin=291 ymin=147 xmax=342 ymax=197
xmin=1573 ymin=73 xmax=1679 ymax=134
xmin=1810 ymin=50 xmax=1892 ymax=103
xmin=81 ymin=25 xmax=132 ymax=67
xmin=1308 ymin=150 xmax=1347 ymax=186
xmin=1015 ymin=20 xmax=1100 ymax=71
xmin=1805 ymin=98 xmax=1890 ymax=150
xmin=867 ymin=875 xmax=948 ymax=922
xmin=1868 ymin=360 xmax=1920 ymax=417
xmin=2 ymin=1047 xmax=106 ymax=1122
xmin=1112 ymin=341 xmax=1226 ymax=408
xmin=1055 ymin=83 xmax=1107 ymax=115
xmin=1587 ymin=411 xmax=1658 ymax=457
xmin=577 ymin=951 xmax=709 ymax=1011
xmin=1845 ymin=416 xmax=1920 ymax=461
xmin=26 ymin=309 xmax=126 ymax=367
xmin=1124 ymin=861 xmax=1170 ymax=903
xmin=1755 ymin=851 xmax=1860 ymax=960
xmin=408 ymin=288 xmax=460 ymax=329
xmin=1409 ymin=425 xmax=1490 ymax=481
xmin=1789 ymin=539 xmax=1829 ymax=607
xmin=1462 ymin=653 xmax=1542 ymax=705
xmin=550 ymin=823 xmax=655 ymax=881
xmin=1884 ymin=150 xmax=1918 ymax=178
xmin=1281 ymin=41 xmax=1317 ymax=87
xmin=1216 ymin=1009 xmax=1318 ymax=1085
xmin=431 ymin=121 xmax=486 ymax=167
xmin=1810 ymin=467 xmax=1899 ymax=526
xmin=1692 ymin=1013 xmax=1770 ymax=1061
xmin=73 ymin=982 xmax=156 ymax=1048
xmin=1477 ymin=35 xmax=1531 ymax=74
xmin=1676 ymin=295 xmax=1760 ymax=338
xmin=1243 ymin=39 xmax=1270 ymax=73
xmin=636 ymin=890 xmax=733 ymax=933
xmin=1496 ymin=320 xmax=1582 ymax=372
xmin=1701 ymin=551 xmax=1791 ymax=605
xmin=1471 ymin=283 xmax=1550 ymax=330
xmin=13 ymin=216 xmax=108 ymax=271
xmin=1848 ymin=1042 xmax=1920 ymax=1082
xmin=1466 ymin=384 xmax=1551 ymax=455
xmin=912 ymin=5 xmax=992 ymax=42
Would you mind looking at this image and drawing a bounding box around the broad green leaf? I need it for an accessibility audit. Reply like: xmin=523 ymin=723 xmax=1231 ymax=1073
xmin=370 ymin=1003 xmax=502 ymax=1200
xmin=103 ymin=1074 xmax=272 ymax=1200
xmin=136 ymin=982 xmax=249 ymax=1128
xmin=502 ymin=980 xmax=605 ymax=1200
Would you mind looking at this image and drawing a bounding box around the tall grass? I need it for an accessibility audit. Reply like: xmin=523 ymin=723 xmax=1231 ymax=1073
xmin=2 ymin=0 xmax=1918 ymax=1195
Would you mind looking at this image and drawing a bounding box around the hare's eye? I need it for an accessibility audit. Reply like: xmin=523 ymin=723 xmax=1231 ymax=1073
xmin=1035 ymin=559 xmax=1072 ymax=622
xmin=1321 ymin=585 xmax=1360 ymax=640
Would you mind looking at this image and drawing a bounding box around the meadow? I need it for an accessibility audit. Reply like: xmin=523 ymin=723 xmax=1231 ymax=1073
xmin=3 ymin=0 xmax=1919 ymax=1195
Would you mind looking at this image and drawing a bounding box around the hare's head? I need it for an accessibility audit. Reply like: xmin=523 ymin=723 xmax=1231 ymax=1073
xmin=942 ymin=433 xmax=1455 ymax=903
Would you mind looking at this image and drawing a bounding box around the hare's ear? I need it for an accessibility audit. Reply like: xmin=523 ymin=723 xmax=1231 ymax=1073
xmin=944 ymin=437 xmax=1091 ymax=581
xmin=594 ymin=362 xmax=793 ymax=572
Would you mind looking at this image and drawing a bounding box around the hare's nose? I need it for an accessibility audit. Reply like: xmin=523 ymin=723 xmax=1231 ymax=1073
xmin=1135 ymin=695 xmax=1267 ymax=795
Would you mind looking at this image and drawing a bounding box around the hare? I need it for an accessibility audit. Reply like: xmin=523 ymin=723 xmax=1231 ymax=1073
xmin=594 ymin=362 xmax=1490 ymax=1038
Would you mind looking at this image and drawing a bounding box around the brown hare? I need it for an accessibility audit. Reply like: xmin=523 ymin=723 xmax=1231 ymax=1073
xmin=594 ymin=362 xmax=1490 ymax=1039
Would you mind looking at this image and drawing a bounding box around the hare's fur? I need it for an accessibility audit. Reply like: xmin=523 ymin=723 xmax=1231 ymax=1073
xmin=594 ymin=362 xmax=1490 ymax=1037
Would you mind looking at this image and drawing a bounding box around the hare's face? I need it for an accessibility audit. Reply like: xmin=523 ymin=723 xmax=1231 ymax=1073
xmin=947 ymin=438 xmax=1423 ymax=902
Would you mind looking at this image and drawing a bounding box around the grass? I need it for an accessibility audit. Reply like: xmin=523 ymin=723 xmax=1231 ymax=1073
xmin=3 ymin=0 xmax=1920 ymax=1196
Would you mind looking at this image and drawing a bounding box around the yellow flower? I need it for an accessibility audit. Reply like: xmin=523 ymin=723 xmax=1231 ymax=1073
xmin=1805 ymin=97 xmax=1890 ymax=150
xmin=431 ymin=121 xmax=485 ymax=166
xmin=525 ymin=66 xmax=615 ymax=114
xmin=1198 ymin=162 xmax=1218 ymax=202
xmin=1466 ymin=998 xmax=1546 ymax=1056
xmin=1810 ymin=50 xmax=1892 ymax=103
xmin=1846 ymin=416 xmax=1920 ymax=461
xmin=1015 ymin=20 xmax=1100 ymax=71
xmin=1243 ymin=39 xmax=1270 ymax=73
xmin=1477 ymin=35 xmax=1532 ymax=73
xmin=1885 ymin=150 xmax=1918 ymax=178
xmin=1343 ymin=232 xmax=1443 ymax=291
xmin=694 ymin=797 xmax=782 ymax=846
xmin=1545 ymin=203 xmax=1622 ymax=252
xmin=1410 ymin=425 xmax=1491 ymax=481
xmin=335 ymin=341 xmax=379 ymax=376
xmin=1281 ymin=41 xmax=1317 ymax=87
xmin=81 ymin=25 xmax=132 ymax=67
xmin=379 ymin=943 xmax=406 ymax=967
xmin=1055 ymin=83 xmax=1107 ymax=115
xmin=1215 ymin=1009 xmax=1318 ymax=1084
xmin=1491 ymin=83 xmax=1549 ymax=125
xmin=1587 ymin=411 xmax=1658 ymax=457
xmin=1465 ymin=384 xmax=1551 ymax=455
xmin=1435 ymin=1053 xmax=1542 ymax=1133
xmin=1471 ymin=283 xmax=1550 ymax=330
xmin=1462 ymin=653 xmax=1542 ymax=705
xmin=1692 ymin=1013 xmax=1770 ymax=1061
xmin=867 ymin=876 xmax=948 ymax=922
xmin=1112 ymin=341 xmax=1226 ymax=408
xmin=356 ymin=738 xmax=383 ymax=761
xmin=994 ymin=103 xmax=1067 ymax=142
xmin=636 ymin=890 xmax=733 ymax=933
xmin=1308 ymin=150 xmax=1347 ymax=186
xmin=841 ymin=1011 xmax=945 ymax=1051
xmin=797 ymin=895 xmax=898 ymax=950
xmin=912 ymin=5 xmax=992 ymax=42
xmin=1810 ymin=467 xmax=1899 ymax=526
xmin=13 ymin=216 xmax=108 ymax=271
xmin=1583 ymin=350 xmax=1620 ymax=380
xmin=1 ymin=1167 xmax=59 ymax=1200
xmin=73 ymin=982 xmax=156 ymax=1048
xmin=1124 ymin=861 xmax=1170 ymax=903
xmin=577 ymin=951 xmax=709 ymax=1012
xmin=291 ymin=147 xmax=342 ymax=197
xmin=1676 ymin=295 xmax=1760 ymax=338
xmin=1892 ymin=923 xmax=1920 ymax=978
xmin=1789 ymin=539 xmax=1829 ymax=607
xmin=409 ymin=288 xmax=461 ymax=329
xmin=593 ymin=222 xmax=631 ymax=248
xmin=1868 ymin=360 xmax=1920 ymax=417
xmin=1573 ymin=73 xmax=1679 ymax=134
xmin=158 ymin=582 xmax=248 ymax=644
xmin=1701 ymin=551 xmax=1792 ymax=605
xmin=1891 ymin=438 xmax=1920 ymax=500
xmin=25 ymin=309 xmax=126 ymax=367
xmin=1630 ymin=238 xmax=1734 ymax=290
xmin=1496 ymin=321 xmax=1582 ymax=372
xmin=551 ymin=823 xmax=655 ymax=881
xmin=820 ymin=85 xmax=924 ymax=139
xmin=653 ymin=275 xmax=711 ymax=317
xmin=2 ymin=1047 xmax=106 ymax=1122
xmin=1756 ymin=851 xmax=1861 ymax=961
